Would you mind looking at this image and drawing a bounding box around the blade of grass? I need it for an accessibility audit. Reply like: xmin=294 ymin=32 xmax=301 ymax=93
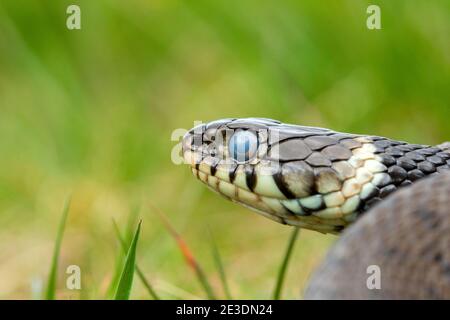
xmin=113 ymin=220 xmax=142 ymax=300
xmin=112 ymin=219 xmax=160 ymax=300
xmin=106 ymin=207 xmax=140 ymax=298
xmin=124 ymin=205 xmax=141 ymax=243
xmin=151 ymin=204 xmax=216 ymax=299
xmin=272 ymin=227 xmax=300 ymax=300
xmin=208 ymin=228 xmax=232 ymax=300
xmin=45 ymin=196 xmax=71 ymax=300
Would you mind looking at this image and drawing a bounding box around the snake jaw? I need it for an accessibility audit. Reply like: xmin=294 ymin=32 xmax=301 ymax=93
xmin=183 ymin=118 xmax=450 ymax=234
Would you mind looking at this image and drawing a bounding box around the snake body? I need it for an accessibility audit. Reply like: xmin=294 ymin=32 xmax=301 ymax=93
xmin=305 ymin=172 xmax=450 ymax=299
xmin=182 ymin=118 xmax=450 ymax=234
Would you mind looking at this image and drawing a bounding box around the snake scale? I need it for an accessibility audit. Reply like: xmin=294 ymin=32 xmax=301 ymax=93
xmin=182 ymin=118 xmax=450 ymax=299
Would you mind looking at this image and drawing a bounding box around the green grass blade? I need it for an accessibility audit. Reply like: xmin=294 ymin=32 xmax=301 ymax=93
xmin=190 ymin=257 xmax=216 ymax=300
xmin=106 ymin=208 xmax=140 ymax=298
xmin=209 ymin=229 xmax=232 ymax=300
xmin=272 ymin=228 xmax=300 ymax=300
xmin=45 ymin=196 xmax=71 ymax=300
xmin=113 ymin=220 xmax=142 ymax=300
xmin=112 ymin=219 xmax=160 ymax=300
xmin=124 ymin=205 xmax=140 ymax=243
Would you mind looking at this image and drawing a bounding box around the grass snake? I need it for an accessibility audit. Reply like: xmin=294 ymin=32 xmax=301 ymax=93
xmin=182 ymin=118 xmax=450 ymax=298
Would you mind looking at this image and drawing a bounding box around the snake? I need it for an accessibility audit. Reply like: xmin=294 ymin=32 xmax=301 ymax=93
xmin=182 ymin=118 xmax=450 ymax=298
xmin=305 ymin=171 xmax=450 ymax=299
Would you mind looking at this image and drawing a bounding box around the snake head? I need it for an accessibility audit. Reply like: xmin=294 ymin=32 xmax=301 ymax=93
xmin=182 ymin=118 xmax=447 ymax=234
xmin=182 ymin=118 xmax=360 ymax=233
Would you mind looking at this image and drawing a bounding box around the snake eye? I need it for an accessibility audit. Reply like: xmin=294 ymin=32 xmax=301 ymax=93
xmin=229 ymin=130 xmax=258 ymax=163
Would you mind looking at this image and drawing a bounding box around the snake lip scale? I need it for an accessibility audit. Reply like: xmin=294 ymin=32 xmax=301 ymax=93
xmin=182 ymin=118 xmax=450 ymax=234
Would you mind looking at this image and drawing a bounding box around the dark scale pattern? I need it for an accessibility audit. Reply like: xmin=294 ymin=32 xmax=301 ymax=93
xmin=408 ymin=169 xmax=425 ymax=181
xmin=388 ymin=166 xmax=408 ymax=184
xmin=261 ymin=125 xmax=359 ymax=204
xmin=361 ymin=138 xmax=450 ymax=212
xmin=379 ymin=185 xmax=397 ymax=198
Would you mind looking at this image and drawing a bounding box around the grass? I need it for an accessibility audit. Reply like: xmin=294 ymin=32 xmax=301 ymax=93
xmin=43 ymin=202 xmax=299 ymax=300
xmin=113 ymin=219 xmax=160 ymax=300
xmin=209 ymin=228 xmax=232 ymax=300
xmin=45 ymin=196 xmax=71 ymax=300
xmin=113 ymin=220 xmax=142 ymax=300
xmin=272 ymin=228 xmax=300 ymax=300
xmin=43 ymin=203 xmax=154 ymax=300
xmin=106 ymin=207 xmax=140 ymax=298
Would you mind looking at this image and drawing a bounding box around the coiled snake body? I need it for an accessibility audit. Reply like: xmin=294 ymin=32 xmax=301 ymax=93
xmin=182 ymin=118 xmax=450 ymax=298
xmin=305 ymin=172 xmax=450 ymax=299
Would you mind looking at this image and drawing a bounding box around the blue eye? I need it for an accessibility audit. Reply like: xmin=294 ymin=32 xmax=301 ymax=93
xmin=229 ymin=130 xmax=258 ymax=163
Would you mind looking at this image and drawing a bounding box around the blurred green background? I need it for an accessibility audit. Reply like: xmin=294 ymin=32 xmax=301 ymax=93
xmin=0 ymin=0 xmax=449 ymax=299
